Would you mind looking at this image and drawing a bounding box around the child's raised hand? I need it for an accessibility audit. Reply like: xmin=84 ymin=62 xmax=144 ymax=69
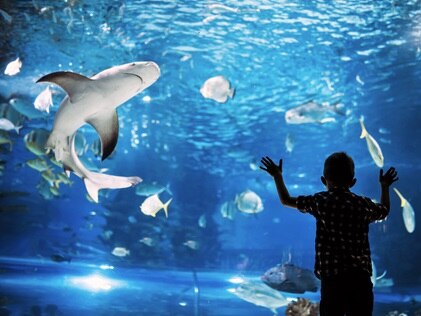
xmin=260 ymin=156 xmax=283 ymax=177
xmin=379 ymin=167 xmax=398 ymax=187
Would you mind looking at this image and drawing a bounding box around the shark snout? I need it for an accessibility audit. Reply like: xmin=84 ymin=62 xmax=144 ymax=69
xmin=145 ymin=61 xmax=160 ymax=80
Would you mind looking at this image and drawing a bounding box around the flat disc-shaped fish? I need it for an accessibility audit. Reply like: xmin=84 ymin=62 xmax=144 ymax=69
xmin=236 ymin=190 xmax=263 ymax=214
xmin=200 ymin=75 xmax=235 ymax=103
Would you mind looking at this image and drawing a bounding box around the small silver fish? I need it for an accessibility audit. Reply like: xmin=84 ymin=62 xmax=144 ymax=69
xmin=0 ymin=118 xmax=22 ymax=134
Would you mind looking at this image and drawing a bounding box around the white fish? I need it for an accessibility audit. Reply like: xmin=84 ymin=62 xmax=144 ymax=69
xmin=208 ymin=4 xmax=239 ymax=13
xmin=0 ymin=118 xmax=22 ymax=134
xmin=285 ymin=133 xmax=294 ymax=153
xmin=235 ymin=190 xmax=263 ymax=214
xmin=139 ymin=193 xmax=172 ymax=218
xmin=285 ymin=101 xmax=344 ymax=124
xmin=200 ymin=75 xmax=235 ymax=103
xmin=34 ymin=86 xmax=53 ymax=113
xmin=220 ymin=200 xmax=237 ymax=220
xmin=112 ymin=247 xmax=130 ymax=257
xmin=183 ymin=240 xmax=199 ymax=250
xmin=36 ymin=61 xmax=160 ymax=202
xmin=139 ymin=237 xmax=155 ymax=247
xmin=4 ymin=57 xmax=22 ymax=76
xmin=228 ymin=279 xmax=288 ymax=314
xmin=359 ymin=117 xmax=384 ymax=168
xmin=371 ymin=260 xmax=387 ymax=287
xmin=198 ymin=214 xmax=207 ymax=228
xmin=393 ymin=188 xmax=415 ymax=233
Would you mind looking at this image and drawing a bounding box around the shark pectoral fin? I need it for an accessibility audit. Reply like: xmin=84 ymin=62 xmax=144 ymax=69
xmin=87 ymin=110 xmax=119 ymax=161
xmin=36 ymin=71 xmax=92 ymax=103
xmin=84 ymin=177 xmax=99 ymax=203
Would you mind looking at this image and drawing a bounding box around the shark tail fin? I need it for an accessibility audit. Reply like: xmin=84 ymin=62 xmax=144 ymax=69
xmin=162 ymin=198 xmax=173 ymax=218
xmin=359 ymin=116 xmax=368 ymax=139
xmin=83 ymin=172 xmax=142 ymax=203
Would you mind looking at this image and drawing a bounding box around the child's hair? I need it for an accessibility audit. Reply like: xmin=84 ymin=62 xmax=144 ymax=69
xmin=323 ymin=152 xmax=355 ymax=187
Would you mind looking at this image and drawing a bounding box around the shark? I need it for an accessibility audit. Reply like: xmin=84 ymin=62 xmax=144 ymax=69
xmin=36 ymin=61 xmax=160 ymax=202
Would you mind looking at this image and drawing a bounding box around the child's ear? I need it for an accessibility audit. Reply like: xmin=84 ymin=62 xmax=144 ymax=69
xmin=321 ymin=176 xmax=327 ymax=185
xmin=349 ymin=178 xmax=357 ymax=188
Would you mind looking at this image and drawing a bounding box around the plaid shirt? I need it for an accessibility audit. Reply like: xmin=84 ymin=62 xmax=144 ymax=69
xmin=297 ymin=189 xmax=389 ymax=279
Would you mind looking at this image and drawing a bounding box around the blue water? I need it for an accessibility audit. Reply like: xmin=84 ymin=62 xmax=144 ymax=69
xmin=0 ymin=0 xmax=420 ymax=315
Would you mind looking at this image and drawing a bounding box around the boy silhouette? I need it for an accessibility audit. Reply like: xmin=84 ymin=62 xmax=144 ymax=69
xmin=260 ymin=152 xmax=398 ymax=316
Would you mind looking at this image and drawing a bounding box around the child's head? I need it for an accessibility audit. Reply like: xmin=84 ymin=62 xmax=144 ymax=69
xmin=322 ymin=152 xmax=355 ymax=188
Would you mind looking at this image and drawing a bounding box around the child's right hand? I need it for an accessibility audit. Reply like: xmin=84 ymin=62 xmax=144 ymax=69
xmin=379 ymin=167 xmax=399 ymax=187
xmin=260 ymin=156 xmax=283 ymax=177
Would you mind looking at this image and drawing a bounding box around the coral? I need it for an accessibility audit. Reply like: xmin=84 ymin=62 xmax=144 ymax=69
xmin=285 ymin=298 xmax=320 ymax=316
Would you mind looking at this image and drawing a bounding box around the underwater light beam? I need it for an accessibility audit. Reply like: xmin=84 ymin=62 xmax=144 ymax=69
xmin=69 ymin=274 xmax=122 ymax=292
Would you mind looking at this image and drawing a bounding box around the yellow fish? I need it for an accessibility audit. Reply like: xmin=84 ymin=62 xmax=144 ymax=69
xmin=360 ymin=117 xmax=384 ymax=167
xmin=393 ymin=188 xmax=415 ymax=233
xmin=139 ymin=193 xmax=172 ymax=218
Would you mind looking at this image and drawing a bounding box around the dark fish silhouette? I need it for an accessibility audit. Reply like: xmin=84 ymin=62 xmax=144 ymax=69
xmin=261 ymin=263 xmax=319 ymax=294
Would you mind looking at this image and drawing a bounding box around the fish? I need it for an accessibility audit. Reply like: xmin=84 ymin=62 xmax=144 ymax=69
xmin=0 ymin=9 xmax=12 ymax=24
xmin=50 ymin=254 xmax=71 ymax=263
xmin=36 ymin=61 xmax=160 ymax=202
xmin=4 ymin=57 xmax=22 ymax=76
xmin=139 ymin=237 xmax=155 ymax=247
xmin=23 ymin=128 xmax=50 ymax=156
xmin=34 ymin=86 xmax=54 ymax=113
xmin=371 ymin=260 xmax=387 ymax=288
xmin=235 ymin=190 xmax=264 ymax=214
xmin=393 ymin=188 xmax=415 ymax=233
xmin=112 ymin=247 xmax=130 ymax=257
xmin=228 ymin=279 xmax=289 ymax=315
xmin=183 ymin=240 xmax=199 ymax=250
xmin=220 ymin=200 xmax=237 ymax=220
xmin=359 ymin=117 xmax=384 ymax=168
xmin=198 ymin=214 xmax=207 ymax=228
xmin=26 ymin=157 xmax=50 ymax=172
xmin=284 ymin=100 xmax=344 ymax=124
xmin=0 ymin=130 xmax=13 ymax=150
xmin=0 ymin=118 xmax=22 ymax=134
xmin=285 ymin=133 xmax=294 ymax=153
xmin=135 ymin=181 xmax=170 ymax=197
xmin=9 ymin=98 xmax=48 ymax=119
xmin=200 ymin=75 xmax=235 ymax=103
xmin=139 ymin=193 xmax=172 ymax=218
xmin=261 ymin=263 xmax=320 ymax=294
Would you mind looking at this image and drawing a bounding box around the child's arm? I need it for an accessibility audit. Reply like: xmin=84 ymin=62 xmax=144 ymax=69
xmin=379 ymin=167 xmax=399 ymax=210
xmin=260 ymin=156 xmax=297 ymax=209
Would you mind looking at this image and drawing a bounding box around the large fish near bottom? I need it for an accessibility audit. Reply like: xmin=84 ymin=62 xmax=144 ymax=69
xmin=36 ymin=61 xmax=160 ymax=202
xmin=261 ymin=263 xmax=320 ymax=294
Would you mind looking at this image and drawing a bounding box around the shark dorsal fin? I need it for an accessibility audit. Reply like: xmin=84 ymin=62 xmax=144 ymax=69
xmin=36 ymin=71 xmax=92 ymax=103
xmin=87 ymin=110 xmax=119 ymax=161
